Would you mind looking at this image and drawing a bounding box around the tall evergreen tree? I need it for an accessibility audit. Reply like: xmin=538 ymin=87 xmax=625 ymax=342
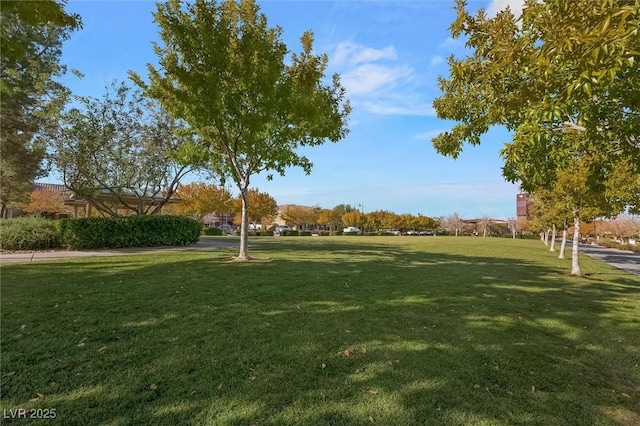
xmin=0 ymin=0 xmax=81 ymax=217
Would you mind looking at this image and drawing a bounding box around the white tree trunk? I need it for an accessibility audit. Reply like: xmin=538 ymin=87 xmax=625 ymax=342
xmin=236 ymin=188 xmax=250 ymax=261
xmin=512 ymin=227 xmax=516 ymax=239
xmin=559 ymin=229 xmax=567 ymax=259
xmin=543 ymin=229 xmax=550 ymax=246
xmin=549 ymin=225 xmax=556 ymax=252
xmin=571 ymin=213 xmax=581 ymax=276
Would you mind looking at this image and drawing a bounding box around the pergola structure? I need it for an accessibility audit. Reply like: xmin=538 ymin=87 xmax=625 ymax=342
xmin=33 ymin=183 xmax=179 ymax=218
xmin=63 ymin=189 xmax=180 ymax=218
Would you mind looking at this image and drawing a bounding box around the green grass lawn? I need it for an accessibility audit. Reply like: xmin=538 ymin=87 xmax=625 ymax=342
xmin=1 ymin=237 xmax=639 ymax=425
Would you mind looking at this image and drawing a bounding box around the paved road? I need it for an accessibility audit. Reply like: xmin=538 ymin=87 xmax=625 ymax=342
xmin=580 ymin=243 xmax=640 ymax=276
xmin=0 ymin=237 xmax=239 ymax=264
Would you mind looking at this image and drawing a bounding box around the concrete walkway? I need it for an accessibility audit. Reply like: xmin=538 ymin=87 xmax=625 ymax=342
xmin=0 ymin=238 xmax=239 ymax=264
xmin=580 ymin=243 xmax=640 ymax=276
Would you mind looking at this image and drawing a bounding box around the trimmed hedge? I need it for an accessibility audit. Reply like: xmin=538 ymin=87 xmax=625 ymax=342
xmin=0 ymin=216 xmax=61 ymax=251
xmin=598 ymin=240 xmax=640 ymax=254
xmin=60 ymin=215 xmax=201 ymax=250
xmin=280 ymin=230 xmax=299 ymax=236
xmin=202 ymin=227 xmax=223 ymax=236
xmin=299 ymin=231 xmax=312 ymax=236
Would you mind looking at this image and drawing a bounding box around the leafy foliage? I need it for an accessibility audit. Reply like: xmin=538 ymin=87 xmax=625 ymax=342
xmin=433 ymin=0 xmax=640 ymax=275
xmin=169 ymin=182 xmax=232 ymax=220
xmin=24 ymin=189 xmax=67 ymax=216
xmin=230 ymin=188 xmax=278 ymax=227
xmin=132 ymin=0 xmax=351 ymax=260
xmin=0 ymin=0 xmax=81 ymax=217
xmin=0 ymin=216 xmax=61 ymax=251
xmin=59 ymin=215 xmax=201 ymax=249
xmin=281 ymin=205 xmax=321 ymax=231
xmin=53 ymin=81 xmax=201 ymax=216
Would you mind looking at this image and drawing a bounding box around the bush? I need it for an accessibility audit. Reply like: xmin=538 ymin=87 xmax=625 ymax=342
xmin=343 ymin=231 xmax=360 ymax=236
xmin=281 ymin=230 xmax=299 ymax=236
xmin=331 ymin=231 xmax=343 ymax=236
xmin=319 ymin=231 xmax=330 ymax=236
xmin=599 ymin=240 xmax=640 ymax=253
xmin=264 ymin=230 xmax=274 ymax=236
xmin=0 ymin=216 xmax=61 ymax=251
xmin=60 ymin=215 xmax=201 ymax=250
xmin=202 ymin=227 xmax=223 ymax=236
xmin=299 ymin=231 xmax=312 ymax=236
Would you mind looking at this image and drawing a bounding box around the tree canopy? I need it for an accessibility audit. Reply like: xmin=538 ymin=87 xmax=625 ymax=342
xmin=53 ymin=81 xmax=200 ymax=216
xmin=0 ymin=0 xmax=81 ymax=217
xmin=169 ymin=182 xmax=233 ymax=220
xmin=132 ymin=0 xmax=351 ymax=260
xmin=433 ymin=0 xmax=640 ymax=274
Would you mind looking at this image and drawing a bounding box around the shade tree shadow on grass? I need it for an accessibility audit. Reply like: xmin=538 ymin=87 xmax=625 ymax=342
xmin=1 ymin=238 xmax=639 ymax=425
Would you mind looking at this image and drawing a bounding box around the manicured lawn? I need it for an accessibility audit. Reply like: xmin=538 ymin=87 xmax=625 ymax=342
xmin=1 ymin=237 xmax=639 ymax=425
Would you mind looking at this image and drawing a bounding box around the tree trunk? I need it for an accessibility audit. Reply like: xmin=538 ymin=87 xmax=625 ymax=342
xmin=512 ymin=227 xmax=516 ymax=239
xmin=571 ymin=212 xmax=581 ymax=276
xmin=236 ymin=187 xmax=250 ymax=261
xmin=549 ymin=224 xmax=556 ymax=252
xmin=559 ymin=229 xmax=567 ymax=259
xmin=543 ymin=229 xmax=550 ymax=246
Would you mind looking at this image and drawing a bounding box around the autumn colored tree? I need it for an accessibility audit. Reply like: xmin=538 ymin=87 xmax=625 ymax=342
xmin=24 ymin=189 xmax=67 ymax=216
xmin=341 ymin=210 xmax=363 ymax=228
xmin=132 ymin=0 xmax=350 ymax=261
xmin=282 ymin=205 xmax=320 ymax=231
xmin=170 ymin=182 xmax=232 ymax=220
xmin=317 ymin=208 xmax=342 ymax=233
xmin=415 ymin=214 xmax=439 ymax=232
xmin=231 ymin=189 xmax=278 ymax=230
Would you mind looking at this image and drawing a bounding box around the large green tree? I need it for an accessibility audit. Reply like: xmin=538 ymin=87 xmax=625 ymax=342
xmin=0 ymin=0 xmax=81 ymax=217
xmin=53 ymin=82 xmax=200 ymax=216
xmin=132 ymin=0 xmax=351 ymax=261
xmin=433 ymin=0 xmax=640 ymax=275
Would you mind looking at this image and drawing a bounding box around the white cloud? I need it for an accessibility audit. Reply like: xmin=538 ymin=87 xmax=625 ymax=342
xmin=333 ymin=42 xmax=396 ymax=66
xmin=361 ymin=102 xmax=435 ymax=117
xmin=414 ymin=129 xmax=449 ymax=141
xmin=331 ymin=41 xmax=432 ymax=116
xmin=486 ymin=0 xmax=525 ymax=18
xmin=341 ymin=63 xmax=413 ymax=95
xmin=429 ymin=55 xmax=445 ymax=67
xmin=437 ymin=36 xmax=464 ymax=50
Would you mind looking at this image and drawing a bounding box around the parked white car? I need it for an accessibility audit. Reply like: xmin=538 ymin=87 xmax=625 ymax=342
xmin=343 ymin=226 xmax=361 ymax=233
xmin=274 ymin=225 xmax=292 ymax=235
xmin=218 ymin=224 xmax=233 ymax=234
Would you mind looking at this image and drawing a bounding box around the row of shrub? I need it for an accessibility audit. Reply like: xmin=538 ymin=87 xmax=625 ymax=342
xmin=60 ymin=216 xmax=202 ymax=249
xmin=598 ymin=239 xmax=640 ymax=253
xmin=0 ymin=217 xmax=61 ymax=251
xmin=1 ymin=216 xmax=202 ymax=251
xmin=202 ymin=227 xmax=223 ymax=236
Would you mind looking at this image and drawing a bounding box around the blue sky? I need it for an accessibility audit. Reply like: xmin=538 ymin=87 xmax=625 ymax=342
xmin=52 ymin=0 xmax=525 ymax=219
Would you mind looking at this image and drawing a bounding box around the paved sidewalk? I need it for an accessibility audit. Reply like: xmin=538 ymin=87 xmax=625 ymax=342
xmin=580 ymin=243 xmax=640 ymax=276
xmin=0 ymin=238 xmax=238 ymax=264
